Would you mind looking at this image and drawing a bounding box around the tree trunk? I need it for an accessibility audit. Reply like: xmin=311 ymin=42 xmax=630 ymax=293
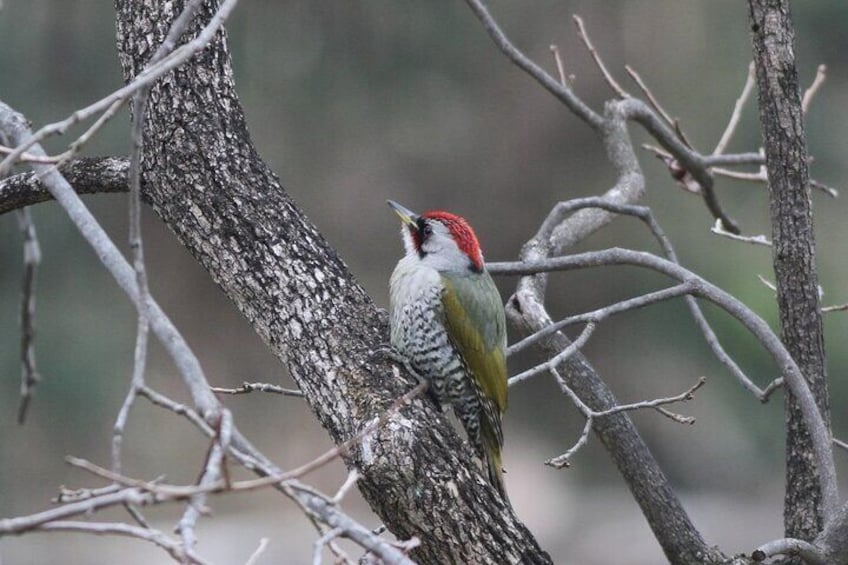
xmin=113 ymin=0 xmax=550 ymax=562
xmin=748 ymin=0 xmax=831 ymax=543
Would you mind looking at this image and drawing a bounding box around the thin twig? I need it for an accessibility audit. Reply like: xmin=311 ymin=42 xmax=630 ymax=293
xmin=595 ymin=377 xmax=706 ymax=419
xmin=138 ymin=385 xmax=214 ymax=435
xmin=0 ymin=144 xmax=60 ymax=164
xmin=122 ymin=502 xmax=151 ymax=529
xmin=177 ymin=408 xmax=233 ymax=554
xmin=714 ymin=62 xmax=756 ymax=155
xmin=211 ymin=381 xmax=304 ymax=397
xmin=625 ymin=65 xmax=675 ymax=127
xmin=509 ymin=283 xmax=693 ymax=361
xmin=39 ymin=520 xmax=210 ymax=565
xmin=68 ymin=381 xmax=428 ymax=498
xmin=52 ymin=99 xmax=127 ymax=170
xmin=822 ymin=302 xmax=848 ymax=314
xmin=654 ymin=406 xmax=696 ymax=425
xmin=313 ymin=527 xmax=345 ymax=565
xmin=2 ymin=128 xmax=42 ymax=425
xmin=331 ymin=470 xmax=361 ymax=504
xmin=15 ymin=206 xmax=41 ymax=424
xmin=509 ymin=321 xmax=597 ymax=386
xmin=547 ymin=417 xmax=592 ymax=469
xmin=244 ymin=537 xmax=270 ymax=565
xmin=809 ymin=179 xmax=839 ymax=198
xmin=53 ymin=484 xmax=122 ymax=504
xmin=760 ymin=377 xmax=784 ymax=403
xmin=671 ymin=118 xmax=695 ymax=150
xmin=801 ymin=64 xmax=827 ymax=115
xmin=710 ymin=220 xmax=772 ymax=246
xmin=462 ymin=0 xmax=604 ymax=130
xmin=549 ymin=45 xmax=571 ymax=87
xmin=573 ymin=15 xmax=629 ymax=99
xmin=546 ymin=373 xmax=706 ymax=468
xmin=758 ymin=274 xmax=777 ymax=292
xmin=712 ymin=166 xmax=765 ymax=182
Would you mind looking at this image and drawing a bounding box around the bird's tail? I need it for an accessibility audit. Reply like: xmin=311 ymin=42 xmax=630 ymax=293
xmin=483 ymin=431 xmax=510 ymax=506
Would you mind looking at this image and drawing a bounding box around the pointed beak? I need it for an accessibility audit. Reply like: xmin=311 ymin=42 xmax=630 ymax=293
xmin=387 ymin=199 xmax=419 ymax=229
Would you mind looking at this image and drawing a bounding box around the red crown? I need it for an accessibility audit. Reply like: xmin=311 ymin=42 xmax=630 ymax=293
xmin=422 ymin=210 xmax=483 ymax=271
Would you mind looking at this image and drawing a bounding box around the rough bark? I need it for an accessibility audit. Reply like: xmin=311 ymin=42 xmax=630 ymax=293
xmin=748 ymin=0 xmax=831 ymax=542
xmin=113 ymin=1 xmax=549 ymax=562
xmin=0 ymin=157 xmax=129 ymax=215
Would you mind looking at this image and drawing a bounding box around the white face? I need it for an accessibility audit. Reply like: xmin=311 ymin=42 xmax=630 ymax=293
xmin=401 ymin=219 xmax=477 ymax=272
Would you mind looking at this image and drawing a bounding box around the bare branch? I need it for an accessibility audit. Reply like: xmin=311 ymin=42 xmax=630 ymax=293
xmin=752 ymin=538 xmax=827 ymax=565
xmin=135 ymin=383 xmax=411 ymax=561
xmin=714 ymin=62 xmax=756 ymax=155
xmin=53 ymin=484 xmax=122 ymax=504
xmin=655 ymin=406 xmax=696 ymax=425
xmin=500 ymin=198 xmax=768 ymax=400
xmin=490 ymin=246 xmax=838 ymax=511
xmin=809 ymin=179 xmax=839 ymax=198
xmin=547 ymin=417 xmax=592 ymax=469
xmin=711 ymin=220 xmax=772 ymax=246
xmin=0 ymin=488 xmax=151 ymax=534
xmin=138 ymin=385 xmax=214 ymax=436
xmin=38 ymin=521 xmax=209 ymax=565
xmin=0 ymin=69 xmax=414 ymax=565
xmin=822 ymin=302 xmax=848 ymax=314
xmin=758 ymin=274 xmax=777 ymax=292
xmin=53 ymin=99 xmax=127 ymax=169
xmin=462 ymin=0 xmax=604 ymax=130
xmin=0 ymin=0 xmax=240 ymax=176
xmin=595 ymin=377 xmax=706 ymax=419
xmin=0 ymin=98 xmax=222 ymax=457
xmin=625 ymin=65 xmax=675 ymax=127
xmin=244 ymin=537 xmax=270 ymax=565
xmin=0 ymin=143 xmax=60 ymax=164
xmin=0 ymin=157 xmax=130 ymax=216
xmin=546 ymin=373 xmax=705 ymax=468
xmin=72 ymin=381 xmax=427 ymax=498
xmin=15 ymin=207 xmax=41 ymax=424
xmin=509 ymin=321 xmax=597 ymax=386
xmin=113 ymin=0 xmax=205 ymax=484
xmin=211 ymin=381 xmax=304 ymax=397
xmin=509 ymin=283 xmax=693 ymax=364
xmin=332 ymin=470 xmax=361 ymax=504
xmin=176 ymin=407 xmax=233 ymax=555
xmin=761 ymin=377 xmax=784 ymax=403
xmin=802 ymin=64 xmax=827 ymax=115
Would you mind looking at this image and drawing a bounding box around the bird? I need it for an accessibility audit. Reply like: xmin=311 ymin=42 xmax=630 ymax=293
xmin=386 ymin=199 xmax=509 ymax=503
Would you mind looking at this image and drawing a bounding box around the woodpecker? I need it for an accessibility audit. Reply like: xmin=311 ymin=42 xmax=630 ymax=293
xmin=387 ymin=200 xmax=509 ymax=502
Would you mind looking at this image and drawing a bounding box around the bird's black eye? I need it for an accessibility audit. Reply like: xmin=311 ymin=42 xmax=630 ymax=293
xmin=417 ymin=218 xmax=432 ymax=239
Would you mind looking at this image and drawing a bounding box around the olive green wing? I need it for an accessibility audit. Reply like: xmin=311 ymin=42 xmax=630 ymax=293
xmin=440 ymin=271 xmax=508 ymax=417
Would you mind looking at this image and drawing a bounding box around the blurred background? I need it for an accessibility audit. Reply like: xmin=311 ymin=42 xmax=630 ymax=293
xmin=1 ymin=1 xmax=847 ymax=563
